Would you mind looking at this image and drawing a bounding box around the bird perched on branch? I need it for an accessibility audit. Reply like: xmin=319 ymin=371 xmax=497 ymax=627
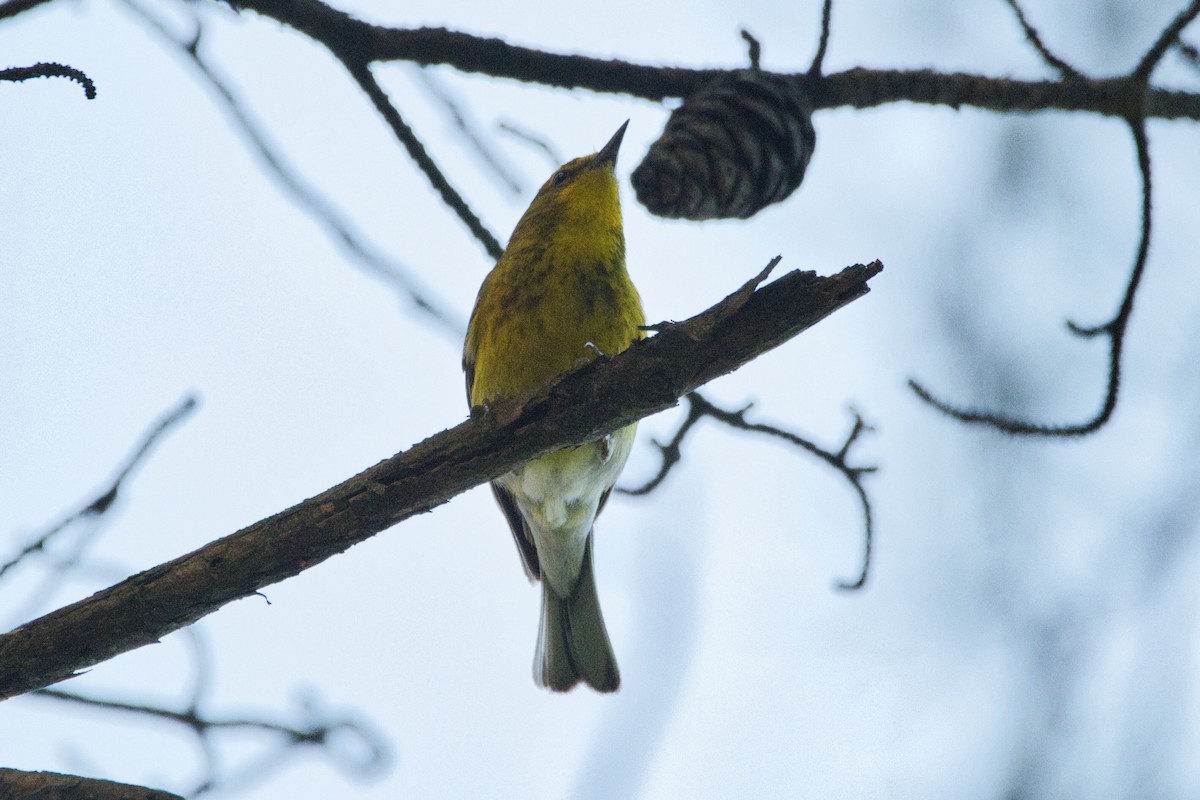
xmin=464 ymin=121 xmax=643 ymax=692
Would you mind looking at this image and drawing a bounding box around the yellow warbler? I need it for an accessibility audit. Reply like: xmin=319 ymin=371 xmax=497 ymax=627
xmin=463 ymin=122 xmax=643 ymax=692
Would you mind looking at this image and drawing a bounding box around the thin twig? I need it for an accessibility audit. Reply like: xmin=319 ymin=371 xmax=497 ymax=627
xmin=808 ymin=0 xmax=833 ymax=76
xmin=907 ymin=5 xmax=1198 ymax=434
xmin=32 ymin=687 xmax=390 ymax=796
xmin=622 ymin=392 xmax=876 ymax=589
xmin=343 ymin=61 xmax=504 ymax=260
xmin=22 ymin=585 xmax=385 ymax=796
xmin=1178 ymin=38 xmax=1200 ymax=68
xmin=33 ymin=688 xmax=377 ymax=747
xmin=909 ymin=113 xmax=1153 ymax=435
xmin=0 ymin=62 xmax=96 ymax=98
xmin=741 ymin=29 xmax=762 ymax=70
xmin=413 ymin=66 xmax=523 ymax=195
xmin=496 ymin=120 xmax=562 ymax=167
xmin=118 ymin=0 xmax=464 ymax=334
xmin=0 ymin=394 xmax=198 ymax=581
xmin=1002 ymin=0 xmax=1078 ymax=76
xmin=1132 ymin=0 xmax=1200 ymax=81
xmin=618 ymin=393 xmax=708 ymax=497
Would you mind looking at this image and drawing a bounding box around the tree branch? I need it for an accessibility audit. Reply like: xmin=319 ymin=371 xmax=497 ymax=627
xmin=33 ymin=687 xmax=388 ymax=795
xmin=342 ymin=60 xmax=504 ymax=260
xmin=413 ymin=66 xmax=524 ymax=196
xmin=621 ymin=392 xmax=876 ymax=589
xmin=215 ymin=0 xmax=1200 ymax=120
xmin=0 ymin=768 xmax=183 ymax=800
xmin=0 ymin=61 xmax=96 ymax=98
xmin=0 ymin=258 xmax=881 ymax=701
xmin=0 ymin=0 xmax=55 ymax=22
xmin=908 ymin=112 xmax=1152 ymax=436
xmin=0 ymin=394 xmax=198 ymax=581
xmin=807 ymin=0 xmax=833 ymax=77
xmin=115 ymin=0 xmax=465 ymax=333
xmin=1179 ymin=38 xmax=1200 ymax=69
xmin=1132 ymin=0 xmax=1200 ymax=81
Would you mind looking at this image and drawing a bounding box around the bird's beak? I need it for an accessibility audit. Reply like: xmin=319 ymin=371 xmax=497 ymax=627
xmin=593 ymin=120 xmax=629 ymax=168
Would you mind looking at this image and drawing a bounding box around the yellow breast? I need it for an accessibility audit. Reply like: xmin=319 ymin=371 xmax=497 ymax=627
xmin=465 ymin=161 xmax=644 ymax=408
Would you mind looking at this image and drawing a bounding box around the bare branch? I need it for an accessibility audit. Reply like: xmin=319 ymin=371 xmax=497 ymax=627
xmin=1002 ymin=0 xmax=1079 ymax=77
xmin=414 ymin=67 xmax=524 ymax=195
xmin=0 ymin=0 xmax=56 ymax=23
xmin=188 ymin=0 xmax=507 ymax=260
xmin=118 ymin=0 xmax=464 ymax=333
xmin=344 ymin=61 xmax=504 ymax=260
xmin=700 ymin=400 xmax=874 ymax=590
xmin=0 ymin=62 xmax=96 ymax=98
xmin=808 ymin=0 xmax=833 ymax=76
xmin=496 ymin=120 xmax=562 ymax=167
xmin=213 ymin=0 xmax=1200 ymax=120
xmin=0 ymin=259 xmax=882 ymax=701
xmin=33 ymin=687 xmax=389 ymax=795
xmin=815 ymin=68 xmax=1197 ymax=118
xmin=910 ymin=114 xmax=1153 ymax=436
xmin=622 ymin=392 xmax=875 ymax=589
xmin=35 ymin=687 xmax=382 ymax=752
xmin=19 ymin=610 xmax=385 ymax=795
xmin=0 ymin=768 xmax=183 ymax=800
xmin=740 ymin=29 xmax=761 ymax=70
xmin=0 ymin=394 xmax=198 ymax=581
xmin=906 ymin=4 xmax=1198 ymax=434
xmin=618 ymin=392 xmax=710 ymax=497
xmin=1178 ymin=38 xmax=1200 ymax=68
xmin=1132 ymin=0 xmax=1200 ymax=81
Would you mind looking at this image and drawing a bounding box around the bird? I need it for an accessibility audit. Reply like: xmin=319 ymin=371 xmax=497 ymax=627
xmin=463 ymin=121 xmax=643 ymax=692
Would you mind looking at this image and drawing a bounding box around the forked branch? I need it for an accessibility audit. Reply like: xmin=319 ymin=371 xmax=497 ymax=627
xmin=622 ymin=392 xmax=875 ymax=589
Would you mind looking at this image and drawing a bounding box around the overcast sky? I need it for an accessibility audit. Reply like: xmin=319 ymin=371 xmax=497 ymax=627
xmin=4 ymin=0 xmax=1200 ymax=797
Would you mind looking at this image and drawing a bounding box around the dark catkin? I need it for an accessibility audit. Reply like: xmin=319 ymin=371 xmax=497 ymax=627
xmin=632 ymin=71 xmax=817 ymax=220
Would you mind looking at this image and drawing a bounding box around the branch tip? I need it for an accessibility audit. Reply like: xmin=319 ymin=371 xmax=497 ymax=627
xmin=910 ymin=114 xmax=1152 ymax=438
xmin=1003 ymin=0 xmax=1079 ymax=76
xmin=0 ymin=61 xmax=96 ymax=98
xmin=1132 ymin=0 xmax=1200 ymax=81
xmin=808 ymin=0 xmax=834 ymax=76
xmin=740 ymin=29 xmax=762 ymax=70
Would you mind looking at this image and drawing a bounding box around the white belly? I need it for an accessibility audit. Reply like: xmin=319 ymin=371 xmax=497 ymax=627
xmin=497 ymin=424 xmax=635 ymax=597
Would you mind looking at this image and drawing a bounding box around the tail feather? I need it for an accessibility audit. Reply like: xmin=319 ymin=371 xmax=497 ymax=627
xmin=534 ymin=535 xmax=619 ymax=692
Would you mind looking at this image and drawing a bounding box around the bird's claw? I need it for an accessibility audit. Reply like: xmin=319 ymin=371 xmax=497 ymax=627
xmin=575 ymin=341 xmax=606 ymax=367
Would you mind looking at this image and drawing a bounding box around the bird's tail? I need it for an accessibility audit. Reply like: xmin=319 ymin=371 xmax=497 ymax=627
xmin=534 ymin=534 xmax=620 ymax=692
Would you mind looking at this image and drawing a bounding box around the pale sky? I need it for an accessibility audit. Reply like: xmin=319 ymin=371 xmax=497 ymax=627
xmin=4 ymin=0 xmax=1200 ymax=797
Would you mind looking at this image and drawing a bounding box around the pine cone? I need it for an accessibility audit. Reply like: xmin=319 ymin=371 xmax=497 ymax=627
xmin=631 ymin=71 xmax=816 ymax=220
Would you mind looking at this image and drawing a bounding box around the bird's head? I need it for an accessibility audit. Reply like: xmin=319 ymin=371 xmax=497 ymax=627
xmin=518 ymin=121 xmax=629 ymax=243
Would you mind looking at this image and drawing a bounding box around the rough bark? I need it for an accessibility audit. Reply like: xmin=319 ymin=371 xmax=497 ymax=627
xmin=0 ymin=260 xmax=881 ymax=702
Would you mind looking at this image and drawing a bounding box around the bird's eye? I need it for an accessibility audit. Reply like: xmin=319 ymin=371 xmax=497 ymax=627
xmin=552 ymin=170 xmax=568 ymax=186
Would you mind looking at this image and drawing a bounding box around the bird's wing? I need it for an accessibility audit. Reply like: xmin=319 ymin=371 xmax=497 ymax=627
xmin=463 ymin=293 xmax=481 ymax=406
xmin=490 ymin=482 xmax=540 ymax=581
xmin=463 ymin=354 xmax=475 ymax=406
xmin=595 ymin=486 xmax=613 ymax=518
xmin=464 ymin=303 xmax=540 ymax=582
